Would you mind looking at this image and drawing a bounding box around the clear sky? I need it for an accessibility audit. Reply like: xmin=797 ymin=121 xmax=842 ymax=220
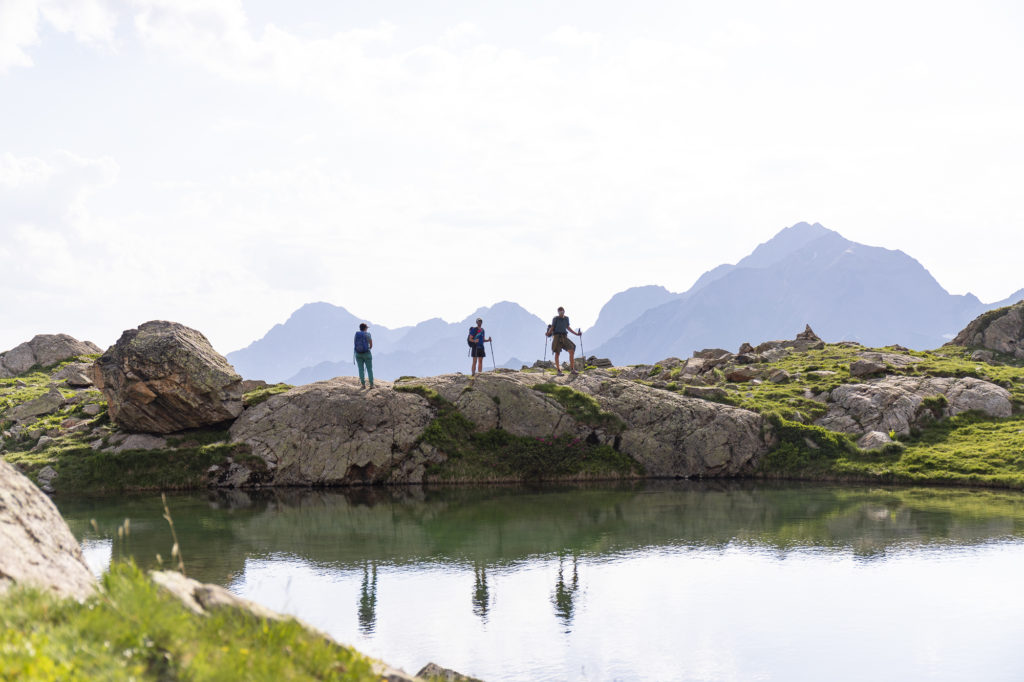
xmin=2 ymin=0 xmax=1022 ymax=355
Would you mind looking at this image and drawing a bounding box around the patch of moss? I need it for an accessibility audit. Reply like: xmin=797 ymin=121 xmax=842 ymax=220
xmin=394 ymin=383 xmax=443 ymax=403
xmin=532 ymin=383 xmax=626 ymax=433
xmin=396 ymin=383 xmax=640 ymax=482
xmin=921 ymin=393 xmax=949 ymax=418
xmin=426 ymin=430 xmax=641 ymax=482
xmin=242 ymin=383 xmax=292 ymax=408
xmin=0 ymin=562 xmax=378 ymax=681
xmin=756 ymin=415 xmax=859 ymax=474
xmin=4 ymin=435 xmax=255 ymax=494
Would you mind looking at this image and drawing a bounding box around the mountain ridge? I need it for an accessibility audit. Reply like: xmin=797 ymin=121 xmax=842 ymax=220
xmin=227 ymin=223 xmax=1023 ymax=381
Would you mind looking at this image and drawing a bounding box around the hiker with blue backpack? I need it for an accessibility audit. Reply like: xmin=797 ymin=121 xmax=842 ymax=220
xmin=354 ymin=323 xmax=374 ymax=389
xmin=467 ymin=317 xmax=492 ymax=376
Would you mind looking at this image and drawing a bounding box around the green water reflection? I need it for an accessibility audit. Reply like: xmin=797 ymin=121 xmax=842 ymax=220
xmin=59 ymin=481 xmax=1024 ymax=590
xmin=55 ymin=483 xmax=1024 ymax=680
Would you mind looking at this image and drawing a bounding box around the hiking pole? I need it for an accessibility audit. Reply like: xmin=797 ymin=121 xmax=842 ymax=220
xmin=578 ymin=329 xmax=584 ymax=371
xmin=489 ymin=340 xmax=496 ymax=371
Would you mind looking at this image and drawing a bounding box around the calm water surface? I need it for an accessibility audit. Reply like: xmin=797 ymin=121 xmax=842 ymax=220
xmin=57 ymin=482 xmax=1024 ymax=681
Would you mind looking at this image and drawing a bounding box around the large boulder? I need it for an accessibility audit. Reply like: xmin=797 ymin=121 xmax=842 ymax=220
xmin=229 ymin=378 xmax=437 ymax=485
xmin=948 ymin=300 xmax=1024 ymax=359
xmin=229 ymin=373 xmax=773 ymax=486
xmin=0 ymin=334 xmax=100 ymax=378
xmin=92 ymin=321 xmax=243 ymax=433
xmin=0 ymin=459 xmax=96 ymax=600
xmin=815 ymin=376 xmax=1012 ymax=436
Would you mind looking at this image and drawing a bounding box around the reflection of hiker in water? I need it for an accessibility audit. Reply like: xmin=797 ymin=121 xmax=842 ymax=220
xmin=552 ymin=553 xmax=580 ymax=629
xmin=472 ymin=562 xmax=490 ymax=620
xmin=358 ymin=560 xmax=378 ymax=634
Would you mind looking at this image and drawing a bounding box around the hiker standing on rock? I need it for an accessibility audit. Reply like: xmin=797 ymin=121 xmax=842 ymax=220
xmin=354 ymin=323 xmax=374 ymax=389
xmin=468 ymin=317 xmax=491 ymax=376
xmin=546 ymin=306 xmax=580 ymax=375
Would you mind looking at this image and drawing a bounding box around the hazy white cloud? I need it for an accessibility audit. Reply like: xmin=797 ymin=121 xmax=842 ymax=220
xmin=0 ymin=151 xmax=117 ymax=231
xmin=2 ymin=0 xmax=1023 ymax=353
xmin=0 ymin=0 xmax=41 ymax=71
xmin=41 ymin=0 xmax=118 ymax=48
xmin=546 ymin=26 xmax=602 ymax=49
xmin=0 ymin=0 xmax=117 ymax=71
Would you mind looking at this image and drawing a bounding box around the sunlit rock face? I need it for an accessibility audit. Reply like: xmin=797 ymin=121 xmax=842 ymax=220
xmin=228 ymin=371 xmax=773 ymax=486
xmin=0 ymin=334 xmax=100 ymax=378
xmin=949 ymin=300 xmax=1024 ymax=360
xmin=92 ymin=320 xmax=243 ymax=434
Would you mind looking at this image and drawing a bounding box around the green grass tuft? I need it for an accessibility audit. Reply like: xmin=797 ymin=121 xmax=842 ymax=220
xmin=242 ymin=383 xmax=292 ymax=408
xmin=0 ymin=562 xmax=378 ymax=681
xmin=533 ymin=383 xmax=626 ymax=433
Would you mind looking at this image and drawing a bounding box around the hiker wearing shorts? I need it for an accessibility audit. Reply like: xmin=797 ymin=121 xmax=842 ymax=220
xmin=546 ymin=306 xmax=580 ymax=375
xmin=354 ymin=323 xmax=374 ymax=389
xmin=468 ymin=318 xmax=491 ymax=376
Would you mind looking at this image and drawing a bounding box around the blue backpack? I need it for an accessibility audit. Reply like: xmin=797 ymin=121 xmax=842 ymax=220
xmin=354 ymin=331 xmax=370 ymax=354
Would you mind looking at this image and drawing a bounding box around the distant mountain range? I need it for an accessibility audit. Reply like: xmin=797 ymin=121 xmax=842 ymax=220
xmin=228 ymin=301 xmax=548 ymax=383
xmin=227 ymin=222 xmax=1024 ymax=382
xmin=590 ymin=222 xmax=1024 ymax=363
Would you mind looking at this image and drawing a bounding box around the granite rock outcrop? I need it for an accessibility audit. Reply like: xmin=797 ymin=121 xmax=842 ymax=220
xmin=229 ymin=378 xmax=437 ymax=485
xmin=948 ymin=300 xmax=1024 ymax=359
xmin=815 ymin=376 xmax=1012 ymax=437
xmin=0 ymin=334 xmax=100 ymax=378
xmin=229 ymin=372 xmax=773 ymax=485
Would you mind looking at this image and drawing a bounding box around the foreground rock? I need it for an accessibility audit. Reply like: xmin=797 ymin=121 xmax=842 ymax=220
xmin=0 ymin=459 xmax=95 ymax=599
xmin=92 ymin=321 xmax=243 ymax=433
xmin=230 ymin=373 xmax=773 ymax=485
xmin=815 ymin=376 xmax=1012 ymax=436
xmin=0 ymin=334 xmax=100 ymax=378
xmin=948 ymin=300 xmax=1024 ymax=359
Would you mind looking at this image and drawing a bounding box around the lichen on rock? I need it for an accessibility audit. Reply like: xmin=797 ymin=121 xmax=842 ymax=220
xmin=92 ymin=321 xmax=243 ymax=434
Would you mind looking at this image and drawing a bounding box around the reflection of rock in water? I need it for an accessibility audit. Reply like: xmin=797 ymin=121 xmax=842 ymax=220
xmin=473 ymin=563 xmax=490 ymax=621
xmin=358 ymin=561 xmax=378 ymax=635
xmin=552 ymin=554 xmax=579 ymax=630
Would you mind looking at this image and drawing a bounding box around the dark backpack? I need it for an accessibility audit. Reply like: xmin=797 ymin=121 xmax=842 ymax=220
xmin=467 ymin=326 xmax=479 ymax=348
xmin=354 ymin=331 xmax=370 ymax=354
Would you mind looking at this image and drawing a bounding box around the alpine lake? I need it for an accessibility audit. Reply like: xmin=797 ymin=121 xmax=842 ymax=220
xmin=57 ymin=481 xmax=1024 ymax=681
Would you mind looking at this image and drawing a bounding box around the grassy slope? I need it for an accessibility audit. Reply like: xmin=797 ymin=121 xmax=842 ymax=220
xmin=0 ymin=359 xmax=277 ymax=493
xmin=0 ymin=563 xmax=380 ymax=681
xmin=630 ymin=343 xmax=1024 ymax=488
